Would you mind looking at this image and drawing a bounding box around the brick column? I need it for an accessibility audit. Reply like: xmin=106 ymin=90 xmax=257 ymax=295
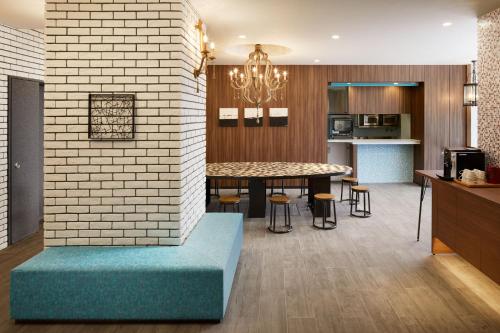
xmin=44 ymin=0 xmax=206 ymax=246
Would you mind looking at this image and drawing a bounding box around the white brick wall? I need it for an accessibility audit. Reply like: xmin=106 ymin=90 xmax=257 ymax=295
xmin=0 ymin=26 xmax=44 ymax=250
xmin=44 ymin=0 xmax=206 ymax=246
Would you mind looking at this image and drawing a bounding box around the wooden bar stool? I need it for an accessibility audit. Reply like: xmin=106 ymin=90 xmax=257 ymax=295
xmin=219 ymin=195 xmax=241 ymax=212
xmin=350 ymin=186 xmax=371 ymax=218
xmin=340 ymin=176 xmax=358 ymax=203
xmin=268 ymin=195 xmax=292 ymax=233
xmin=313 ymin=193 xmax=337 ymax=230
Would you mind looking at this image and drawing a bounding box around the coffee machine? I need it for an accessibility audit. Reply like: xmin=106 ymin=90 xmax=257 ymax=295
xmin=443 ymin=147 xmax=485 ymax=179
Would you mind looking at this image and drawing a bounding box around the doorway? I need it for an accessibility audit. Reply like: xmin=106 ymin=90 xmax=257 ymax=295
xmin=8 ymin=76 xmax=44 ymax=244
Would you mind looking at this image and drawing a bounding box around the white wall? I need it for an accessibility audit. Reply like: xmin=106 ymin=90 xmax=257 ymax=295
xmin=0 ymin=25 xmax=44 ymax=250
xmin=44 ymin=0 xmax=206 ymax=246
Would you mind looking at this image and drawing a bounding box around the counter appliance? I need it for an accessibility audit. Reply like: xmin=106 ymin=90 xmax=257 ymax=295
xmin=443 ymin=147 xmax=485 ymax=179
xmin=328 ymin=114 xmax=353 ymax=139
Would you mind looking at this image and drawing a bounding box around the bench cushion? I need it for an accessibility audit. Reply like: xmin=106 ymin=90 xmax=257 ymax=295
xmin=10 ymin=213 xmax=243 ymax=321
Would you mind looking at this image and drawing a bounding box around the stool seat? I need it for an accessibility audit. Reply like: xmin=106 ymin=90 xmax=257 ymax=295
xmin=270 ymin=195 xmax=290 ymax=204
xmin=342 ymin=176 xmax=358 ymax=183
xmin=314 ymin=193 xmax=335 ymax=201
xmin=219 ymin=195 xmax=240 ymax=204
xmin=352 ymin=185 xmax=369 ymax=192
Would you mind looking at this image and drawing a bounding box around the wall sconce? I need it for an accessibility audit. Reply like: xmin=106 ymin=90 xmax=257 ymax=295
xmin=194 ymin=19 xmax=215 ymax=92
xmin=464 ymin=60 xmax=478 ymax=107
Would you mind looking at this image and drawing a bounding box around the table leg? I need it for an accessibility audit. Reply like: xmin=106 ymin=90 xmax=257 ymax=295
xmin=248 ymin=178 xmax=266 ymax=218
xmin=206 ymin=177 xmax=211 ymax=207
xmin=308 ymin=176 xmax=331 ymax=217
xmin=417 ymin=176 xmax=429 ymax=241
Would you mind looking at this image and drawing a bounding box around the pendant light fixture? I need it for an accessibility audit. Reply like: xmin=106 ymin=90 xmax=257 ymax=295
xmin=228 ymin=44 xmax=288 ymax=122
xmin=463 ymin=60 xmax=478 ymax=107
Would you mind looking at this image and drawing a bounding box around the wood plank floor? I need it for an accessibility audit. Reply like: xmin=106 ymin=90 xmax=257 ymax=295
xmin=1 ymin=183 xmax=499 ymax=333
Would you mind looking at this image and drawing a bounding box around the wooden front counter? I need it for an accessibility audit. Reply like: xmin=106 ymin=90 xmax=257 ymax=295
xmin=419 ymin=171 xmax=500 ymax=283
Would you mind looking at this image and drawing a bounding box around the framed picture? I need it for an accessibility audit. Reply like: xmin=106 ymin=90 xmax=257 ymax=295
xmin=269 ymin=108 xmax=288 ymax=127
xmin=88 ymin=93 xmax=135 ymax=140
xmin=219 ymin=108 xmax=238 ymax=127
xmin=244 ymin=107 xmax=263 ymax=127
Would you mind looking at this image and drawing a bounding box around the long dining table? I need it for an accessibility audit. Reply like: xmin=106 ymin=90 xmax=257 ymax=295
xmin=206 ymin=162 xmax=351 ymax=218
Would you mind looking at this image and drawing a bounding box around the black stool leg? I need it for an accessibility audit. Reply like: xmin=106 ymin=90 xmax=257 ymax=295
xmin=341 ymin=180 xmax=344 ymax=201
xmin=287 ymin=203 xmax=292 ymax=228
xmin=284 ymin=204 xmax=288 ymax=228
xmin=333 ymin=200 xmax=337 ymax=225
xmin=323 ymin=201 xmax=327 ymax=229
xmin=368 ymin=192 xmax=371 ymax=214
xmin=363 ymin=193 xmax=367 ymax=217
xmin=269 ymin=203 xmax=273 ymax=227
xmin=313 ymin=199 xmax=316 ymax=226
xmin=273 ymin=202 xmax=277 ymax=231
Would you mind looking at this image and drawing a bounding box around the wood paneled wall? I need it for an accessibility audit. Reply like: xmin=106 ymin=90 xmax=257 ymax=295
xmin=207 ymin=65 xmax=467 ymax=179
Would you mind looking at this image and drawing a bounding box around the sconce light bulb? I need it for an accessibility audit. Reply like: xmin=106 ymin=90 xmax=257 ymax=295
xmin=209 ymin=42 xmax=215 ymax=50
xmin=203 ymin=35 xmax=208 ymax=43
xmin=234 ymin=68 xmax=238 ymax=74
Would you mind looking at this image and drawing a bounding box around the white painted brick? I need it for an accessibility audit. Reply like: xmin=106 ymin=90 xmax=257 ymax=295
xmin=41 ymin=0 xmax=206 ymax=248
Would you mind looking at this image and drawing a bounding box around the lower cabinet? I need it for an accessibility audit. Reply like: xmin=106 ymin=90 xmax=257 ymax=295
xmin=432 ymin=180 xmax=500 ymax=283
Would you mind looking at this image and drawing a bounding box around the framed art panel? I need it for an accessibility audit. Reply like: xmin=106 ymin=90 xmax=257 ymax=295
xmin=244 ymin=107 xmax=263 ymax=127
xmin=219 ymin=108 xmax=238 ymax=127
xmin=269 ymin=108 xmax=288 ymax=127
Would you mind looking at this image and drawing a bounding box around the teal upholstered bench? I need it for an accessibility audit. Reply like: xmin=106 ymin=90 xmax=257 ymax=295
xmin=10 ymin=213 xmax=243 ymax=321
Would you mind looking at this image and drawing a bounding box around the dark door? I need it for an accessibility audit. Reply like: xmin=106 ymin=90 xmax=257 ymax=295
xmin=8 ymin=77 xmax=44 ymax=244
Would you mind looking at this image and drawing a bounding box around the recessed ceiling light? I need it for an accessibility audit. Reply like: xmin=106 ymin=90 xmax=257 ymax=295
xmin=331 ymin=35 xmax=340 ymax=39
xmin=238 ymin=35 xmax=247 ymax=39
xmin=314 ymin=59 xmax=320 ymax=63
xmin=442 ymin=22 xmax=452 ymax=27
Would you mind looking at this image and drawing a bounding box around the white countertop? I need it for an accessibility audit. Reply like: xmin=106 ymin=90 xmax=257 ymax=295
xmin=328 ymin=139 xmax=421 ymax=145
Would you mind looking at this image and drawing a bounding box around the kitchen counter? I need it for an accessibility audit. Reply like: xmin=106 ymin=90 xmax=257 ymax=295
xmin=328 ymin=139 xmax=420 ymax=145
xmin=327 ymin=139 xmax=419 ymax=183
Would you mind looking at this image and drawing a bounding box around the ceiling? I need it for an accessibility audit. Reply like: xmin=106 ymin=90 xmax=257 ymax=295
xmin=191 ymin=0 xmax=500 ymax=65
xmin=1 ymin=0 xmax=499 ymax=64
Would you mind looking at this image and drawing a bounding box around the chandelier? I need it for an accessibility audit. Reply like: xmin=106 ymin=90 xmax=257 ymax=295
xmin=229 ymin=44 xmax=288 ymax=118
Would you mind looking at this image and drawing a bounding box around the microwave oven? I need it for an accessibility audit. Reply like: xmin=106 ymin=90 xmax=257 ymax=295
xmin=382 ymin=114 xmax=399 ymax=126
xmin=357 ymin=114 xmax=380 ymax=127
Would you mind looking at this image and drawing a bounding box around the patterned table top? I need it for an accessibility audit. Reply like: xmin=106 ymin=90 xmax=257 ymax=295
xmin=206 ymin=162 xmax=351 ymax=179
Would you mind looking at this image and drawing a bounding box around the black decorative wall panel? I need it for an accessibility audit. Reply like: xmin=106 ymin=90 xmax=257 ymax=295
xmin=88 ymin=94 xmax=135 ymax=140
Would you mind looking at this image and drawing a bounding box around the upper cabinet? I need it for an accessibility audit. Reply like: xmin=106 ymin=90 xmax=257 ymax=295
xmin=347 ymin=86 xmax=413 ymax=114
